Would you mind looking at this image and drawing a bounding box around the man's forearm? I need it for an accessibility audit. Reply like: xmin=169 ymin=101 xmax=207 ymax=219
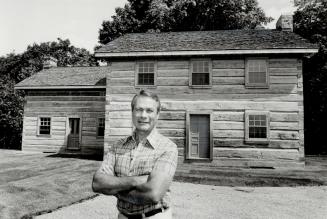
xmin=117 ymin=181 xmax=158 ymax=205
xmin=92 ymin=171 xmax=148 ymax=196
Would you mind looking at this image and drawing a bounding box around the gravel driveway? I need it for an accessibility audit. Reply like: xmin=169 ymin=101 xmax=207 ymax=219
xmin=37 ymin=182 xmax=327 ymax=219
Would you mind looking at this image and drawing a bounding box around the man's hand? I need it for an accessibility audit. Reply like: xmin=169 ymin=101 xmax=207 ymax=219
xmin=92 ymin=171 xmax=149 ymax=196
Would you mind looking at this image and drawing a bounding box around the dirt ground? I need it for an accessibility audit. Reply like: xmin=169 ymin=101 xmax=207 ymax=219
xmin=36 ymin=182 xmax=327 ymax=219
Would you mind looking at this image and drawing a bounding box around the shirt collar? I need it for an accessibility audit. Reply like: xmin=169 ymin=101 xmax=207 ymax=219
xmin=129 ymin=128 xmax=160 ymax=149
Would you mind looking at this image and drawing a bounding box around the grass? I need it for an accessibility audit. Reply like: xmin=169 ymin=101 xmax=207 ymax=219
xmin=0 ymin=151 xmax=101 ymax=219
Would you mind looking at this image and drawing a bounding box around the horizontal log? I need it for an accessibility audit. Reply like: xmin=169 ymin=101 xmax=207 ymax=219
xmin=159 ymin=111 xmax=186 ymax=120
xmin=213 ymin=121 xmax=244 ymax=130
xmin=109 ymin=100 xmax=299 ymax=112
xmin=269 ymin=59 xmax=299 ymax=68
xmin=108 ymin=84 xmax=297 ymax=94
xmin=157 ymin=120 xmax=185 ymax=129
xmin=22 ymin=139 xmax=65 ymax=145
xmin=212 ymin=69 xmax=244 ymax=77
xmin=110 ymin=119 xmax=133 ymax=128
xmin=213 ymin=139 xmax=300 ymax=149
xmin=270 ymin=130 xmax=299 ymax=140
xmin=157 ymin=61 xmax=189 ymax=70
xmin=270 ymin=122 xmax=299 ymax=130
xmin=270 ymin=112 xmax=298 ymax=122
xmin=213 ymin=112 xmax=244 ymax=121
xmin=269 ymin=68 xmax=300 ymax=76
xmin=157 ymin=77 xmax=189 ymax=86
xmin=109 ymin=111 xmax=132 ymax=119
xmin=157 ymin=69 xmax=189 ymax=77
xmin=24 ymin=112 xmax=105 ymax=117
xmin=109 ymin=93 xmax=301 ymax=102
xmin=213 ymin=130 xmax=244 ymax=138
xmin=158 ymin=128 xmax=185 ymax=137
xmin=212 ymin=77 xmax=244 ymax=85
xmin=270 ymin=76 xmax=298 ymax=84
xmin=212 ymin=60 xmax=245 ymax=69
xmin=108 ymin=128 xmax=133 ymax=136
xmin=213 ymin=147 xmax=300 ymax=161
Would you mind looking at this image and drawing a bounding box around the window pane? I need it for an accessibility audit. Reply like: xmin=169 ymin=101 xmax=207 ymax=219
xmin=39 ymin=117 xmax=51 ymax=135
xmin=138 ymin=62 xmax=154 ymax=85
xmin=192 ymin=73 xmax=209 ymax=85
xmin=248 ymin=114 xmax=267 ymax=139
xmin=248 ymin=60 xmax=267 ymax=85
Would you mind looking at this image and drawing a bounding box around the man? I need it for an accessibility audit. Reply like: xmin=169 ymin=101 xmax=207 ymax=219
xmin=92 ymin=90 xmax=178 ymax=219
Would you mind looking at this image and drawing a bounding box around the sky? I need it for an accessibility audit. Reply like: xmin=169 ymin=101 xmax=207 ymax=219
xmin=0 ymin=0 xmax=296 ymax=57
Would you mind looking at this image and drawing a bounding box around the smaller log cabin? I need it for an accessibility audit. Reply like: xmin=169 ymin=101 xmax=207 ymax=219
xmin=16 ymin=16 xmax=318 ymax=168
xmin=15 ymin=66 xmax=108 ymax=155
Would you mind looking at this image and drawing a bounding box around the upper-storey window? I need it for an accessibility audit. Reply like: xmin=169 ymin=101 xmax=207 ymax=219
xmin=136 ymin=61 xmax=156 ymax=86
xmin=38 ymin=117 xmax=51 ymax=135
xmin=190 ymin=60 xmax=212 ymax=87
xmin=245 ymin=58 xmax=269 ymax=88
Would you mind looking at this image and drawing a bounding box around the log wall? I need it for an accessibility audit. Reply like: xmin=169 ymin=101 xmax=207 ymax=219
xmin=22 ymin=94 xmax=105 ymax=155
xmin=105 ymin=57 xmax=304 ymax=168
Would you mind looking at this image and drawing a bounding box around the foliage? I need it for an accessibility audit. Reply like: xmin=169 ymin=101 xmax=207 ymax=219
xmin=294 ymin=0 xmax=327 ymax=154
xmin=99 ymin=0 xmax=273 ymax=45
xmin=0 ymin=38 xmax=97 ymax=149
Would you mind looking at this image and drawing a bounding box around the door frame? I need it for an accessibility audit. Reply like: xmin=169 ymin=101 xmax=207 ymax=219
xmin=185 ymin=111 xmax=213 ymax=161
xmin=65 ymin=115 xmax=82 ymax=150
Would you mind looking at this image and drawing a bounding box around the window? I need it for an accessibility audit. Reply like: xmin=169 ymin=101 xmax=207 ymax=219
xmin=245 ymin=111 xmax=270 ymax=143
xmin=190 ymin=60 xmax=212 ymax=87
xmin=97 ymin=118 xmax=105 ymax=137
xmin=136 ymin=61 xmax=156 ymax=86
xmin=246 ymin=58 xmax=269 ymax=88
xmin=38 ymin=117 xmax=51 ymax=135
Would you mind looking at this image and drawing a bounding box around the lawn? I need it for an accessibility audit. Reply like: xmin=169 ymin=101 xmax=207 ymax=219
xmin=0 ymin=150 xmax=101 ymax=219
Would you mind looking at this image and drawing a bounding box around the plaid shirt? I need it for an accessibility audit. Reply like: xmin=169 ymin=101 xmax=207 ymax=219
xmin=99 ymin=128 xmax=178 ymax=215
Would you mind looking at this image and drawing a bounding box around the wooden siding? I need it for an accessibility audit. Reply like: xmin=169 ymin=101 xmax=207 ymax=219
xmin=106 ymin=57 xmax=304 ymax=168
xmin=22 ymin=94 xmax=105 ymax=154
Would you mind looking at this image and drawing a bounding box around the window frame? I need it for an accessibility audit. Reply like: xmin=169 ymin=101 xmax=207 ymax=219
xmin=135 ymin=60 xmax=157 ymax=88
xmin=245 ymin=110 xmax=270 ymax=144
xmin=37 ymin=116 xmax=51 ymax=136
xmin=186 ymin=111 xmax=213 ymax=161
xmin=245 ymin=57 xmax=269 ymax=88
xmin=189 ymin=59 xmax=212 ymax=88
xmin=96 ymin=117 xmax=105 ymax=138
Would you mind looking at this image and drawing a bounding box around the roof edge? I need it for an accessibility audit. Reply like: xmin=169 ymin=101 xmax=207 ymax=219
xmin=14 ymin=85 xmax=106 ymax=90
xmin=95 ymin=48 xmax=318 ymax=58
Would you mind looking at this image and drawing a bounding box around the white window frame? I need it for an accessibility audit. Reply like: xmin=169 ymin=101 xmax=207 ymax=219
xmin=245 ymin=110 xmax=270 ymax=144
xmin=37 ymin=116 xmax=51 ymax=136
xmin=245 ymin=58 xmax=269 ymax=88
xmin=189 ymin=59 xmax=212 ymax=88
xmin=97 ymin=117 xmax=105 ymax=138
xmin=135 ymin=60 xmax=157 ymax=87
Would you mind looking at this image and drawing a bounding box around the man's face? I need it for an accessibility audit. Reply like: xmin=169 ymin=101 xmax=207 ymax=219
xmin=132 ymin=96 xmax=159 ymax=133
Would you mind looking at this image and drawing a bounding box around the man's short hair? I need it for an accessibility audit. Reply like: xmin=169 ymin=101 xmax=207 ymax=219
xmin=131 ymin=90 xmax=161 ymax=113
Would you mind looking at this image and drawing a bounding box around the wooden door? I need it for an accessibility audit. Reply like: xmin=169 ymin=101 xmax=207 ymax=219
xmin=190 ymin=115 xmax=210 ymax=158
xmin=67 ymin=118 xmax=80 ymax=150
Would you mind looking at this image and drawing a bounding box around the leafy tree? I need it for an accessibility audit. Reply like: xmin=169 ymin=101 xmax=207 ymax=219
xmin=0 ymin=38 xmax=97 ymax=149
xmin=99 ymin=0 xmax=273 ymax=44
xmin=293 ymin=0 xmax=327 ymax=154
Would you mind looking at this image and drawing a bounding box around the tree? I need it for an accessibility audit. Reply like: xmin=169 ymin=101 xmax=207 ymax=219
xmin=293 ymin=0 xmax=327 ymax=154
xmin=99 ymin=0 xmax=273 ymax=45
xmin=0 ymin=38 xmax=97 ymax=149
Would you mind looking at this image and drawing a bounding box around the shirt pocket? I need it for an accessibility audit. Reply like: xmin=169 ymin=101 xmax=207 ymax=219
xmin=133 ymin=158 xmax=154 ymax=175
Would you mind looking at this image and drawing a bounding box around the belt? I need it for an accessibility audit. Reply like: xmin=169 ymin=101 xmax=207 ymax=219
xmin=122 ymin=207 xmax=167 ymax=219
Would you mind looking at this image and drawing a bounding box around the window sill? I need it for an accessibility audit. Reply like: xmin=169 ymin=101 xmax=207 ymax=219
xmin=185 ymin=157 xmax=212 ymax=162
xmin=135 ymin=85 xmax=157 ymax=89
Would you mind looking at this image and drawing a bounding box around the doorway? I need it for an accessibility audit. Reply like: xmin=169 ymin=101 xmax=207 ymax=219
xmin=67 ymin=118 xmax=81 ymax=150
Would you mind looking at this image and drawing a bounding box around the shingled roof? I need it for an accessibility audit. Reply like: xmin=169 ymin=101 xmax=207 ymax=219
xmin=15 ymin=66 xmax=108 ymax=89
xmin=95 ymin=30 xmax=317 ymax=57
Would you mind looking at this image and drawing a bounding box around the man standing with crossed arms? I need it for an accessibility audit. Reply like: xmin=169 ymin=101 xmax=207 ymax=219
xmin=92 ymin=90 xmax=178 ymax=219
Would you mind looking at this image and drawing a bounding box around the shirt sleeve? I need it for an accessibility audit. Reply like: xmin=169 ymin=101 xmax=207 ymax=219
xmin=152 ymin=146 xmax=178 ymax=177
xmin=99 ymin=144 xmax=116 ymax=176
